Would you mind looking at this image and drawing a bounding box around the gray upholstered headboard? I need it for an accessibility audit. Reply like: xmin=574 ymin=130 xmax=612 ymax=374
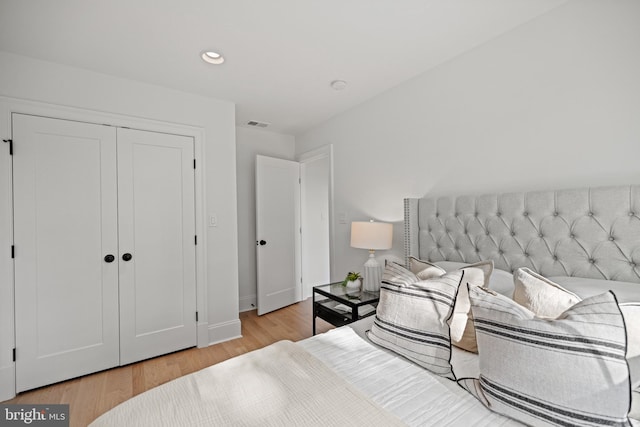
xmin=404 ymin=185 xmax=640 ymax=284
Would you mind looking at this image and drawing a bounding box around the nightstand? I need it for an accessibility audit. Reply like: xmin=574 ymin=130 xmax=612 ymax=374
xmin=312 ymin=283 xmax=380 ymax=335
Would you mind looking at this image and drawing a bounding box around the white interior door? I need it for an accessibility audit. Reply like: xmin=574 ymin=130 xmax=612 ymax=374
xmin=13 ymin=114 xmax=120 ymax=392
xmin=117 ymin=128 xmax=197 ymax=365
xmin=255 ymin=155 xmax=301 ymax=315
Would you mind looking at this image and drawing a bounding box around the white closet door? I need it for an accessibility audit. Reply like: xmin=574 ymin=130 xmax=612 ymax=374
xmin=117 ymin=128 xmax=197 ymax=365
xmin=13 ymin=114 xmax=120 ymax=392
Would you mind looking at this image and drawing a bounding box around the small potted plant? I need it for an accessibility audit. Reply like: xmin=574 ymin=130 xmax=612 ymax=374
xmin=342 ymin=271 xmax=362 ymax=289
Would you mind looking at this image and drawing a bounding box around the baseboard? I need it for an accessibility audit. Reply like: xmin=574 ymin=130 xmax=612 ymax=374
xmin=239 ymin=294 xmax=257 ymax=312
xmin=0 ymin=364 xmax=15 ymax=402
xmin=207 ymin=319 xmax=242 ymax=346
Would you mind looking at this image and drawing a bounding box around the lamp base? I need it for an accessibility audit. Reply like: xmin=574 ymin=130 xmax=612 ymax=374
xmin=362 ymin=251 xmax=382 ymax=292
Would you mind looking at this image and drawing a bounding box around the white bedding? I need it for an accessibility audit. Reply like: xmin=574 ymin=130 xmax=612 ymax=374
xmin=300 ymin=322 xmax=522 ymax=426
xmin=90 ymin=338 xmax=405 ymax=427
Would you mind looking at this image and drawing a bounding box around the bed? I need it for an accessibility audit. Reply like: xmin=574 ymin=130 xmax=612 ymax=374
xmin=91 ymin=185 xmax=640 ymax=426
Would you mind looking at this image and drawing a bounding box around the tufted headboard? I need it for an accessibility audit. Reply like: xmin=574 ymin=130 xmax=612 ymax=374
xmin=404 ymin=185 xmax=640 ymax=283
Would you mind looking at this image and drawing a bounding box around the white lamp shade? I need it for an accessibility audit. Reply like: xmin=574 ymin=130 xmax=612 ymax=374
xmin=350 ymin=221 xmax=393 ymax=250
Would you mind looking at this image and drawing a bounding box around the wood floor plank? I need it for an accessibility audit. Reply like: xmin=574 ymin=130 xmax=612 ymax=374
xmin=3 ymin=298 xmax=335 ymax=426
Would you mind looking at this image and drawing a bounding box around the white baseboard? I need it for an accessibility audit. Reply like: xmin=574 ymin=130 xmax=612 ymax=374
xmin=239 ymin=294 xmax=257 ymax=312
xmin=207 ymin=319 xmax=242 ymax=346
xmin=0 ymin=364 xmax=15 ymax=402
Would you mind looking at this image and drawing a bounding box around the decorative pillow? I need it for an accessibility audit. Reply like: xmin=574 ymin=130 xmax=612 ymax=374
xmin=407 ymin=256 xmax=446 ymax=279
xmin=512 ymin=267 xmax=581 ymax=318
xmin=381 ymin=261 xmax=419 ymax=287
xmin=434 ymin=260 xmax=515 ymax=297
xmin=620 ymin=303 xmax=640 ymax=416
xmin=460 ymin=287 xmax=632 ymax=427
xmin=367 ymin=267 xmax=464 ymax=380
xmin=446 ymin=260 xmax=493 ymax=354
xmin=406 ymin=258 xmax=493 ymax=353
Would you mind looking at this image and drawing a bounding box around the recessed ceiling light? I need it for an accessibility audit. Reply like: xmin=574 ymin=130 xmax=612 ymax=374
xmin=201 ymin=50 xmax=225 ymax=65
xmin=330 ymin=80 xmax=347 ymax=91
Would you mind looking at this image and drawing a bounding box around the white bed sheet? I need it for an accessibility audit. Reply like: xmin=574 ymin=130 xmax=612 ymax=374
xmin=299 ymin=321 xmax=522 ymax=427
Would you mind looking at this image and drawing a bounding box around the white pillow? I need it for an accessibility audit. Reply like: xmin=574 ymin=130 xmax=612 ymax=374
xmin=512 ymin=267 xmax=581 ymax=318
xmin=461 ymin=287 xmax=632 ymax=426
xmin=434 ymin=260 xmax=514 ymax=297
xmin=407 ymin=256 xmax=446 ymax=279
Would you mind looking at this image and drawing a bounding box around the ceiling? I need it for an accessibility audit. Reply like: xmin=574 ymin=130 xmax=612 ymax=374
xmin=0 ymin=0 xmax=567 ymax=135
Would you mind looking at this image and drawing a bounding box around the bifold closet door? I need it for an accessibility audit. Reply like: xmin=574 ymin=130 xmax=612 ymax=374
xmin=13 ymin=114 xmax=120 ymax=392
xmin=116 ymin=128 xmax=197 ymax=365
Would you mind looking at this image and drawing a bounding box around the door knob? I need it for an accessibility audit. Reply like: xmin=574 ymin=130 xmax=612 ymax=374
xmin=122 ymin=253 xmax=133 ymax=261
xmin=104 ymin=254 xmax=115 ymax=263
xmin=258 ymin=240 xmax=267 ymax=246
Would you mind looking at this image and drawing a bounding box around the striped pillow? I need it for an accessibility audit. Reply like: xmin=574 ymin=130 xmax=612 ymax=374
xmin=460 ymin=287 xmax=632 ymax=427
xmin=367 ymin=267 xmax=463 ymax=380
xmin=381 ymin=261 xmax=420 ymax=286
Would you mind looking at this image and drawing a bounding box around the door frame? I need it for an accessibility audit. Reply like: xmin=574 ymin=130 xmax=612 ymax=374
xmin=0 ymin=96 xmax=209 ymax=401
xmin=297 ymin=145 xmax=334 ymax=298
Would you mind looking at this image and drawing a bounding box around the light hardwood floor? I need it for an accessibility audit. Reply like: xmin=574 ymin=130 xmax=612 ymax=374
xmin=5 ymin=298 xmax=334 ymax=427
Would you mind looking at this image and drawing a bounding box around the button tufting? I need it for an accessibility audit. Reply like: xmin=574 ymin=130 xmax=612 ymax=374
xmin=589 ymin=258 xmax=595 ymax=264
xmin=570 ymin=234 xmax=575 ymax=239
xmin=498 ymin=250 xmax=504 ymax=255
xmin=486 ymin=231 xmax=490 ymax=236
xmin=553 ymin=212 xmax=559 ymax=216
xmin=538 ymin=233 xmax=543 ymax=238
xmin=496 ymin=212 xmax=501 ymax=217
xmin=523 ymin=212 xmax=528 ymax=217
xmin=553 ymin=255 xmax=558 ymax=261
xmin=630 ymin=212 xmax=635 ymax=217
xmin=631 ymin=262 xmax=636 ymax=267
xmin=474 ymin=212 xmax=479 ymax=217
xmin=511 ymin=232 xmax=515 ymax=236
xmin=435 ymin=213 xmax=439 ymax=218
xmin=475 ymin=248 xmax=480 ymax=253
xmin=588 ymin=212 xmax=594 ymax=217
xmin=609 ymin=236 xmax=614 ymax=241
xmin=524 ymin=252 xmax=529 ymax=257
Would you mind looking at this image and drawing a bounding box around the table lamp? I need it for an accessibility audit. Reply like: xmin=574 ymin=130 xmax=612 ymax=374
xmin=350 ymin=220 xmax=393 ymax=292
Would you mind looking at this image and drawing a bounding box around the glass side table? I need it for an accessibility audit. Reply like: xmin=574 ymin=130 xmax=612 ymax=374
xmin=312 ymin=283 xmax=380 ymax=335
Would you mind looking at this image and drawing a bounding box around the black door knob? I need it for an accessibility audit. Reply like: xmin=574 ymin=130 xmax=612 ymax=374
xmin=104 ymin=254 xmax=115 ymax=263
xmin=259 ymin=240 xmax=267 ymax=246
xmin=122 ymin=253 xmax=133 ymax=261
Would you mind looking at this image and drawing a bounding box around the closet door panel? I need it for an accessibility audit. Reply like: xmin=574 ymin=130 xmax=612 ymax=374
xmin=13 ymin=114 xmax=119 ymax=392
xmin=117 ymin=128 xmax=196 ymax=365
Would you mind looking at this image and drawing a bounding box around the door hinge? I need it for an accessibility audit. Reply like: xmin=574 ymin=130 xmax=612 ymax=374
xmin=12 ymin=348 xmax=16 ymax=362
xmin=11 ymin=245 xmax=14 ymax=259
xmin=3 ymin=139 xmax=12 ymax=155
xmin=193 ymin=159 xmax=196 ymax=169
xmin=194 ymin=235 xmax=197 ymax=245
xmin=195 ymin=311 xmax=199 ymax=322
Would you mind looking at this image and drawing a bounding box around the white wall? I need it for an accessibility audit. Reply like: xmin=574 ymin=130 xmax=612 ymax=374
xmin=295 ymin=0 xmax=640 ymax=280
xmin=0 ymin=51 xmax=241 ymax=399
xmin=235 ymin=126 xmax=295 ymax=311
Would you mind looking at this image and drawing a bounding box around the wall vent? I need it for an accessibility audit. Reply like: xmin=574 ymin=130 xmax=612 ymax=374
xmin=247 ymin=120 xmax=270 ymax=128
